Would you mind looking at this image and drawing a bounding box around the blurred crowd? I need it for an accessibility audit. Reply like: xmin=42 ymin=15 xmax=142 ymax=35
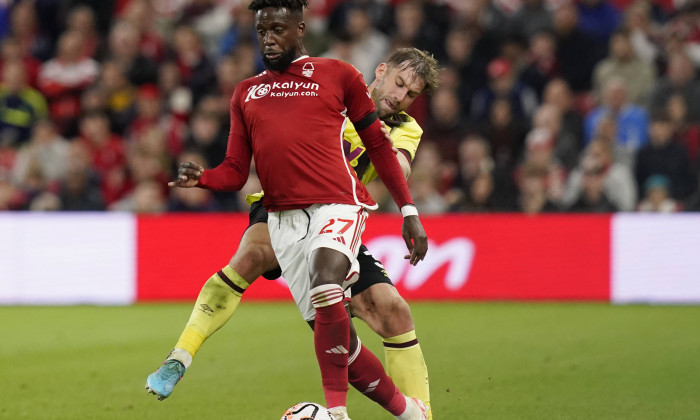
xmin=1 ymin=0 xmax=700 ymax=214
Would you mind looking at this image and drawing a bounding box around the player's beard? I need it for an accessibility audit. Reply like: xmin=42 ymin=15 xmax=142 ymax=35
xmin=263 ymin=47 xmax=297 ymax=72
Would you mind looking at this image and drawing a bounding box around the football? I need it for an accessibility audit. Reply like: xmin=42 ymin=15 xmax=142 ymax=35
xmin=280 ymin=402 xmax=334 ymax=420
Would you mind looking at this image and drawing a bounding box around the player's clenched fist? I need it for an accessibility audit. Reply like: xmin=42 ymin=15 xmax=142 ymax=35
xmin=168 ymin=162 xmax=204 ymax=188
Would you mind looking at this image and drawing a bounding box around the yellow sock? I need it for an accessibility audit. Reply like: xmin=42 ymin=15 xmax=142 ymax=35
xmin=173 ymin=266 xmax=249 ymax=363
xmin=384 ymin=330 xmax=432 ymax=420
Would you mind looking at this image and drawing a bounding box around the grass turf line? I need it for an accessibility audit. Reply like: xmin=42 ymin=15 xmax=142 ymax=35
xmin=1 ymin=302 xmax=699 ymax=419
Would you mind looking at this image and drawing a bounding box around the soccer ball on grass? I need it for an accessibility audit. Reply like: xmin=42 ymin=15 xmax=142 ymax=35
xmin=280 ymin=402 xmax=334 ymax=420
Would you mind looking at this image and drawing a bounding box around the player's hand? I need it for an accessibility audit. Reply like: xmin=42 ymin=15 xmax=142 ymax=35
xmin=168 ymin=162 xmax=204 ymax=188
xmin=402 ymin=215 xmax=428 ymax=266
xmin=381 ymin=121 xmax=393 ymax=144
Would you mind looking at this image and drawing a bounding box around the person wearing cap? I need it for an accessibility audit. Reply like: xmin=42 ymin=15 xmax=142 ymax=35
xmin=469 ymin=56 xmax=538 ymax=122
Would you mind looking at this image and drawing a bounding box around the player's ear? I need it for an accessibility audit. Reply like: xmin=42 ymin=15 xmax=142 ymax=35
xmin=297 ymin=21 xmax=305 ymax=37
xmin=375 ymin=63 xmax=387 ymax=80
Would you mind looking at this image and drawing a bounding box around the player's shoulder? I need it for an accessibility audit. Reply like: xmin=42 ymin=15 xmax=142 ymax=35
xmin=307 ymin=57 xmax=362 ymax=76
xmin=393 ymin=112 xmax=423 ymax=137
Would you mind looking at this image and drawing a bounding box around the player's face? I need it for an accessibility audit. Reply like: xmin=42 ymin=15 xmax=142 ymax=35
xmin=371 ymin=63 xmax=425 ymax=119
xmin=255 ymin=7 xmax=304 ymax=72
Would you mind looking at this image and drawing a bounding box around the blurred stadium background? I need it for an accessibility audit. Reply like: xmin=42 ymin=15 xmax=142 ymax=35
xmin=2 ymin=0 xmax=700 ymax=418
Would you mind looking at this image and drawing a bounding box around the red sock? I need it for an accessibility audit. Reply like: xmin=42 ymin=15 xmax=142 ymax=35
xmin=348 ymin=344 xmax=407 ymax=416
xmin=312 ymin=285 xmax=350 ymax=409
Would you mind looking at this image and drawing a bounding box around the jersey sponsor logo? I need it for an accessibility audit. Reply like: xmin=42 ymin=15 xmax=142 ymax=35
xmin=245 ymin=83 xmax=271 ymax=101
xmin=245 ymin=81 xmax=320 ymax=102
xmin=302 ymin=62 xmax=314 ymax=77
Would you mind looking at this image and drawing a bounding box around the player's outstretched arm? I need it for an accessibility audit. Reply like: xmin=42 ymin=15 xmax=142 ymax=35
xmin=401 ymin=208 xmax=428 ymax=266
xmin=168 ymin=162 xmax=204 ymax=188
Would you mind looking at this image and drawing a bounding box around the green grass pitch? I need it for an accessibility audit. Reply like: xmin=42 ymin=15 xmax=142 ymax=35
xmin=2 ymin=302 xmax=699 ymax=419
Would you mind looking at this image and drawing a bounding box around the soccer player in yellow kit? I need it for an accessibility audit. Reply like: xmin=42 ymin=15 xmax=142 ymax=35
xmin=147 ymin=47 xmax=439 ymax=419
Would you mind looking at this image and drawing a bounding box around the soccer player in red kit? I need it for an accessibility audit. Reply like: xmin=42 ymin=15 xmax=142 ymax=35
xmin=167 ymin=1 xmax=428 ymax=419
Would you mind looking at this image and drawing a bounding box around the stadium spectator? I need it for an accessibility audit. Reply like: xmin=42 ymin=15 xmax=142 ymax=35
xmin=126 ymin=84 xmax=186 ymax=159
xmin=563 ymin=138 xmax=637 ymax=211
xmin=57 ymin=142 xmax=105 ymax=211
xmin=442 ymin=28 xmax=486 ymax=115
xmin=157 ymin=61 xmax=192 ymax=118
xmin=514 ymin=127 xmax=568 ymax=206
xmin=37 ymin=30 xmax=99 ymax=137
xmin=447 ymin=134 xmax=513 ymax=211
xmin=7 ymin=1 xmax=53 ymax=62
xmin=66 ymin=5 xmax=105 ymax=60
xmin=532 ymin=103 xmax=580 ymax=170
xmin=219 ymin=3 xmax=259 ymax=58
xmin=391 ymin=0 xmax=450 ymax=61
xmin=0 ymin=60 xmax=48 ymax=146
xmin=11 ymin=119 xmax=69 ymax=189
xmin=508 ymin=0 xmax=554 ymax=40
xmin=552 ymin=2 xmax=598 ymax=92
xmin=341 ymin=6 xmax=390 ymax=82
xmin=470 ymin=57 xmax=538 ymax=122
xmin=172 ymin=25 xmax=217 ymax=106
xmin=585 ymin=77 xmax=648 ymax=152
xmin=516 ymin=165 xmax=560 ymax=214
xmin=519 ymin=31 xmax=560 ymax=99
xmin=0 ymin=37 xmax=40 ymax=88
xmin=108 ymin=20 xmax=159 ymax=86
xmin=634 ymin=112 xmax=694 ymax=200
xmin=592 ymin=30 xmax=655 ymax=106
xmin=576 ymin=0 xmax=622 ymax=45
xmin=95 ymin=60 xmax=136 ymax=135
xmin=637 ymin=174 xmax=682 ymax=212
xmin=425 ymin=88 xmax=468 ymax=162
xmin=110 ymin=179 xmax=167 ymax=213
xmin=479 ymin=98 xmax=528 ymax=173
xmin=666 ymin=94 xmax=700 ymax=171
xmin=647 ymin=52 xmax=700 ymax=123
xmin=567 ymin=156 xmax=619 ymax=212
xmin=409 ymin=167 xmax=450 ymax=214
xmin=542 ymin=78 xmax=584 ymax=147
xmin=121 ymin=0 xmax=167 ymax=63
xmin=622 ymin=0 xmax=663 ymax=66
xmin=75 ymin=112 xmax=126 ymax=189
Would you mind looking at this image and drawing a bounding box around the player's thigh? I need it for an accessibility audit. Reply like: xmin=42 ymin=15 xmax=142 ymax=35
xmin=307 ymin=204 xmax=368 ymax=289
xmin=229 ymin=208 xmax=279 ymax=282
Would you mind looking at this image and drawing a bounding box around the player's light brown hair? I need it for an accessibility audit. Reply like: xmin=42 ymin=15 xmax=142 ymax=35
xmin=385 ymin=48 xmax=440 ymax=95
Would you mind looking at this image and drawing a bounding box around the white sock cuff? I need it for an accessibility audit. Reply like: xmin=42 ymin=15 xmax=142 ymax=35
xmin=348 ymin=337 xmax=362 ymax=365
xmin=168 ymin=348 xmax=193 ymax=369
xmin=310 ymin=284 xmax=344 ymax=308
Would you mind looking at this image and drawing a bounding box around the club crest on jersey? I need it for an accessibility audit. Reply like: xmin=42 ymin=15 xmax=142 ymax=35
xmin=246 ymin=83 xmax=271 ymax=102
xmin=302 ymin=62 xmax=315 ymax=77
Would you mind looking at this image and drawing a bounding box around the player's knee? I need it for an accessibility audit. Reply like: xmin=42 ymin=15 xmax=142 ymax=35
xmin=230 ymin=244 xmax=274 ymax=279
xmin=310 ymin=266 xmax=346 ymax=288
xmin=375 ymin=295 xmax=414 ymax=336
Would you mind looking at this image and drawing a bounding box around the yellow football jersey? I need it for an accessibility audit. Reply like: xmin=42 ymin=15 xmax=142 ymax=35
xmin=245 ymin=112 xmax=422 ymax=205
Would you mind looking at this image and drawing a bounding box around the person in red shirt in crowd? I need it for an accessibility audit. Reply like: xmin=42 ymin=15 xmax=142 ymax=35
xmin=0 ymin=37 xmax=40 ymax=88
xmin=75 ymin=111 xmax=127 ymax=206
xmin=126 ymin=84 xmax=186 ymax=159
xmin=154 ymin=1 xmax=429 ymax=419
xmin=37 ymin=31 xmax=99 ymax=137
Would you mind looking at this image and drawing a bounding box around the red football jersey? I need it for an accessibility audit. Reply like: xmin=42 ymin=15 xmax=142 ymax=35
xmin=199 ymin=56 xmax=408 ymax=211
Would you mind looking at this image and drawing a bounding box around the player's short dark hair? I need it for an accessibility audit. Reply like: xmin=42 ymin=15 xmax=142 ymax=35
xmin=385 ymin=48 xmax=440 ymax=95
xmin=248 ymin=0 xmax=309 ymax=18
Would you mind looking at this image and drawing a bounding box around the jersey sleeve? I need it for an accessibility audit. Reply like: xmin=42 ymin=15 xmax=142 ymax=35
xmin=340 ymin=63 xmax=376 ymax=124
xmin=198 ymin=86 xmax=252 ymax=191
xmin=390 ymin=116 xmax=422 ymax=161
